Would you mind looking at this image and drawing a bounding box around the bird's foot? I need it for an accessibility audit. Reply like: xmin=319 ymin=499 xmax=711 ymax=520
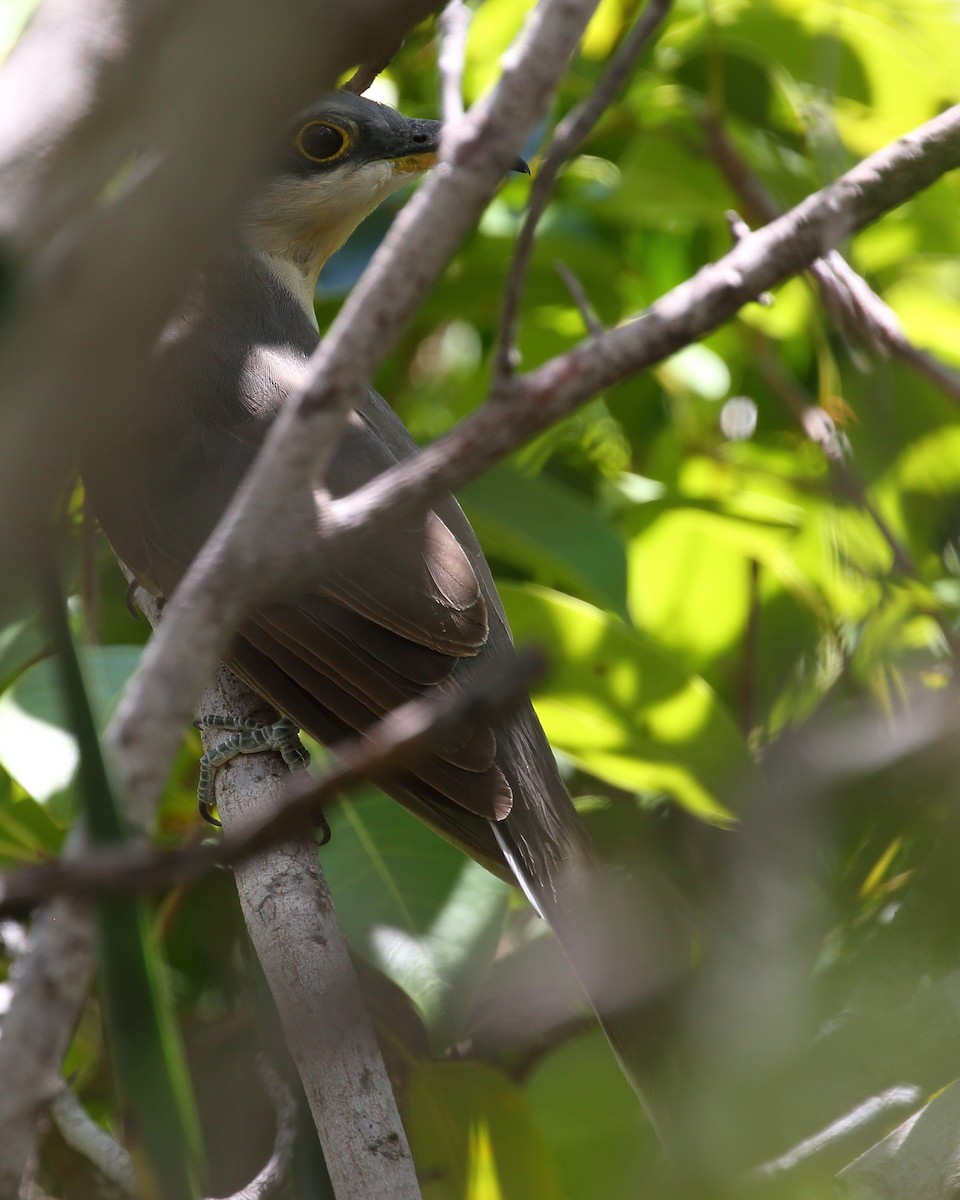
xmin=194 ymin=715 xmax=311 ymax=827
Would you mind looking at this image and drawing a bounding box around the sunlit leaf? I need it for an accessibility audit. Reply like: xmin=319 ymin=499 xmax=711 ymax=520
xmin=406 ymin=1062 xmax=561 ymax=1200
xmin=500 ymin=583 xmax=757 ymax=820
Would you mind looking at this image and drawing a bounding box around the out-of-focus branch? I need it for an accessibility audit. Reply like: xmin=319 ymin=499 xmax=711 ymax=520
xmin=341 ymin=35 xmax=407 ymax=96
xmin=49 ymin=1061 xmax=297 ymax=1200
xmin=0 ymin=898 xmax=94 ymax=1199
xmin=0 ymin=649 xmax=543 ymax=914
xmin=0 ymin=0 xmax=444 ymax=585
xmin=702 ymin=110 xmax=960 ymax=407
xmin=494 ymin=0 xmax=674 ymax=379
xmin=438 ymin=0 xmax=471 ymax=122
xmin=49 ymin=1086 xmax=137 ymax=1198
xmin=0 ymin=4 xmax=445 ymax=1192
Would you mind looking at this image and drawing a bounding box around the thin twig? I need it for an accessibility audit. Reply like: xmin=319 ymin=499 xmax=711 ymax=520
xmin=750 ymin=333 xmax=960 ymax=655
xmin=341 ymin=33 xmax=407 ymax=96
xmin=724 ymin=210 xmax=773 ymax=305
xmin=438 ymin=0 xmax=471 ymax=123
xmin=49 ymin=1064 xmax=298 ymax=1200
xmin=493 ymin=0 xmax=674 ymax=380
xmin=736 ymin=558 xmax=760 ymax=738
xmin=50 ymin=1086 xmax=138 ymax=1197
xmin=218 ymin=1058 xmax=296 ymax=1200
xmin=0 ymin=649 xmax=544 ymax=914
xmin=554 ymin=259 xmax=604 ymax=336
xmin=703 ymin=110 xmax=960 ymax=407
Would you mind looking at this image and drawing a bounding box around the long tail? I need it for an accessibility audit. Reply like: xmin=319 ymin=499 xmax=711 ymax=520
xmin=491 ymin=713 xmax=687 ymax=1149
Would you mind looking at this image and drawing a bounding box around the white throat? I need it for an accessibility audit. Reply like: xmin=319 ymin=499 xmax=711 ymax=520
xmin=258 ymin=251 xmax=320 ymax=331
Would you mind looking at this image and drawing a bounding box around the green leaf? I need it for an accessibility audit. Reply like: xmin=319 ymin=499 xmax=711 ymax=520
xmin=39 ymin=568 xmax=201 ymax=1199
xmin=0 ymin=614 xmax=45 ymax=685
xmin=459 ymin=463 xmax=629 ymax=616
xmin=406 ymin=1061 xmax=561 ymax=1200
xmin=525 ymin=1031 xmax=658 ymax=1200
xmin=0 ymin=645 xmax=141 ymax=807
xmin=320 ymin=788 xmax=509 ymax=1045
xmin=499 ymin=583 xmax=758 ymax=820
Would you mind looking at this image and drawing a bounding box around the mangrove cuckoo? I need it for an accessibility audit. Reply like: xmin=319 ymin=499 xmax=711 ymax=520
xmin=87 ymin=92 xmax=657 ymax=1115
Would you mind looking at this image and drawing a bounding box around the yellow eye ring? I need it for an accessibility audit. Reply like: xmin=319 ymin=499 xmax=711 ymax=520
xmin=296 ymin=121 xmax=351 ymax=165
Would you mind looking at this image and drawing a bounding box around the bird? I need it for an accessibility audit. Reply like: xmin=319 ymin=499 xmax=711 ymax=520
xmin=85 ymin=90 xmax=667 ymax=1129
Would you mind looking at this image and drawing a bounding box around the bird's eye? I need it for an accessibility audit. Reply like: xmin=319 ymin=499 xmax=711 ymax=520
xmin=296 ymin=121 xmax=350 ymax=164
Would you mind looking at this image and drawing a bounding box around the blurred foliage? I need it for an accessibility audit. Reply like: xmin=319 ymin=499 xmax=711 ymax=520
xmin=5 ymin=0 xmax=960 ymax=1196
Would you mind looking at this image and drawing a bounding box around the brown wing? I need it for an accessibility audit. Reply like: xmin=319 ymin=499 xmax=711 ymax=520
xmin=86 ymin=258 xmax=581 ymax=879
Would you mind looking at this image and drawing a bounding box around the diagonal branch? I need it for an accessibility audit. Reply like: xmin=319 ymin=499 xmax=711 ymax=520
xmin=0 ymin=649 xmax=543 ymax=914
xmin=331 ymin=104 xmax=960 ymax=536
xmin=701 ymin=110 xmax=960 ymax=407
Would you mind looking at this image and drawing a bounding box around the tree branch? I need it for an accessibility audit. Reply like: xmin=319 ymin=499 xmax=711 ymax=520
xmin=494 ymin=0 xmax=674 ymax=379
xmin=0 ymin=649 xmax=543 ymax=913
xmin=198 ymin=663 xmax=423 ymax=1200
xmin=333 ymin=103 xmax=960 ymax=539
xmin=438 ymin=1 xmax=471 ymax=123
xmin=701 ymin=110 xmax=960 ymax=407
xmin=0 ymin=3 xmax=445 ymax=1191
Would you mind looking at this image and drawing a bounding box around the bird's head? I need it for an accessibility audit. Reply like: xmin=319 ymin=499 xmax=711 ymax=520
xmin=242 ymin=92 xmax=442 ymax=295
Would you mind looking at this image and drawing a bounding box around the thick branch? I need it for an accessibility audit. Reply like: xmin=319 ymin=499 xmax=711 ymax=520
xmin=196 ymin=665 xmax=422 ymax=1200
xmin=0 ymin=0 xmax=444 ymax=581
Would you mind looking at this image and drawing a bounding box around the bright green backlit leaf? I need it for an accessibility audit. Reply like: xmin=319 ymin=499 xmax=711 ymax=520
xmin=582 ymin=0 xmax=628 ymax=60
xmin=883 ymin=276 xmax=960 ymax=368
xmin=466 ymin=1126 xmax=503 ymax=1200
xmin=738 ymin=276 xmax=812 ymax=341
xmin=407 ymin=1061 xmax=561 ymax=1200
xmin=500 ymin=582 xmax=757 ymax=820
xmin=886 ymin=426 xmax=960 ymax=495
xmin=464 ymin=0 xmax=536 ymax=98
